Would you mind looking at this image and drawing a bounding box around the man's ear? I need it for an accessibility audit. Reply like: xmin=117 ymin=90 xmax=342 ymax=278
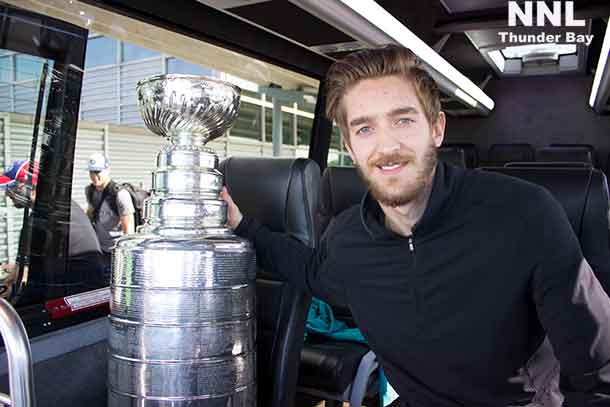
xmin=432 ymin=111 xmax=446 ymax=148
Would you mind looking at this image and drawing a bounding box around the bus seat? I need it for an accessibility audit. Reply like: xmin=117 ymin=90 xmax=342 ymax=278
xmin=535 ymin=146 xmax=594 ymax=165
xmin=550 ymin=144 xmax=596 ymax=166
xmin=221 ymin=157 xmax=319 ymax=407
xmin=489 ymin=143 xmax=535 ymax=166
xmin=443 ymin=142 xmax=479 ymax=168
xmin=505 ymin=162 xmax=592 ymax=168
xmin=481 ymin=166 xmax=610 ymax=404
xmin=438 ymin=146 xmax=467 ymax=168
xmin=317 ymin=166 xmax=367 ymax=234
xmin=299 ymin=166 xmax=379 ymax=407
xmin=482 ymin=166 xmax=610 ymax=294
xmin=550 ymin=143 xmax=595 ymax=151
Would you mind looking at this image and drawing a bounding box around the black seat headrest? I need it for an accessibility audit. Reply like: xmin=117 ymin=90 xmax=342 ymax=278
xmin=438 ymin=147 xmax=466 ymax=168
xmin=320 ymin=167 xmax=366 ymax=216
xmin=482 ymin=166 xmax=610 ymax=294
xmin=505 ymin=162 xmax=592 ymax=168
xmin=481 ymin=166 xmax=606 ymax=243
xmin=549 ymin=143 xmax=595 ymax=153
xmin=318 ymin=167 xmax=366 ymax=233
xmin=489 ymin=143 xmax=535 ymax=165
xmin=220 ymin=157 xmax=320 ymax=248
xmin=443 ymin=143 xmax=478 ymax=168
xmin=535 ymin=147 xmax=593 ymax=164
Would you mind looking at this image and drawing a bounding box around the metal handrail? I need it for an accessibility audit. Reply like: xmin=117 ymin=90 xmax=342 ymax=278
xmin=0 ymin=298 xmax=34 ymax=407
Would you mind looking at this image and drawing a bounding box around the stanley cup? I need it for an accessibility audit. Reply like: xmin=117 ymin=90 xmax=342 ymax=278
xmin=107 ymin=74 xmax=257 ymax=406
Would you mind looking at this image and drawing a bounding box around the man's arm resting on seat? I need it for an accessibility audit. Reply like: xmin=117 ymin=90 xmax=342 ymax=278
xmin=234 ymin=215 xmax=346 ymax=306
xmin=220 ymin=186 xmax=347 ymax=306
xmin=533 ymin=189 xmax=610 ymax=404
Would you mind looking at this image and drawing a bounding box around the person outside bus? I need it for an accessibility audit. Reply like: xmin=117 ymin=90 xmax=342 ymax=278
xmin=0 ymin=160 xmax=102 ymax=294
xmin=85 ymin=153 xmax=135 ymax=275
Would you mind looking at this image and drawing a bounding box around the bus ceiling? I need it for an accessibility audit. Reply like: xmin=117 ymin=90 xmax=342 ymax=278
xmin=80 ymin=0 xmax=610 ymax=116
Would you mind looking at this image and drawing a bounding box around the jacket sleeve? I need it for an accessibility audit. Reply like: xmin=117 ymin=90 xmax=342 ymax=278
xmin=234 ymin=216 xmax=348 ymax=307
xmin=532 ymin=189 xmax=610 ymax=405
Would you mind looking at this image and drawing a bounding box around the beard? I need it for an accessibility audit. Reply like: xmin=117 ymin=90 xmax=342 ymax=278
xmin=355 ymin=140 xmax=438 ymax=208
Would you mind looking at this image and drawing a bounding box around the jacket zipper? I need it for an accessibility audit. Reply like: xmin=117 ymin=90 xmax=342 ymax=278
xmin=409 ymin=236 xmax=417 ymax=270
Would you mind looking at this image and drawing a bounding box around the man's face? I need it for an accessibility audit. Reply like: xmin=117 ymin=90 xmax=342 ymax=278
xmin=89 ymin=169 xmax=110 ymax=190
xmin=342 ymin=75 xmax=446 ymax=207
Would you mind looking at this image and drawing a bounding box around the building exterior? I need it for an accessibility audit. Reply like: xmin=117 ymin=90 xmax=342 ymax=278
xmin=0 ymin=34 xmax=351 ymax=265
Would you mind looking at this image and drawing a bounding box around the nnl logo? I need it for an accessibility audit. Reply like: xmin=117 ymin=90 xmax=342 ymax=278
xmin=508 ymin=1 xmax=585 ymax=27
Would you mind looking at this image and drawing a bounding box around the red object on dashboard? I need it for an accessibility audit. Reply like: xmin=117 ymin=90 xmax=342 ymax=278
xmin=44 ymin=287 xmax=110 ymax=319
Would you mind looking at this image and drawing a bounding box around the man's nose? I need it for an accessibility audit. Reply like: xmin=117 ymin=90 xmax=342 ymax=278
xmin=377 ymin=128 xmax=402 ymax=153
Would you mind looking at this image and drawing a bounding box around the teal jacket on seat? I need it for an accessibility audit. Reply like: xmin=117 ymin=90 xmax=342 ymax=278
xmin=305 ymin=297 xmax=399 ymax=406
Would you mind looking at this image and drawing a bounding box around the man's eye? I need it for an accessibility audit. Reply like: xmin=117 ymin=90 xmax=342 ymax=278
xmin=396 ymin=118 xmax=414 ymax=125
xmin=356 ymin=126 xmax=372 ymax=136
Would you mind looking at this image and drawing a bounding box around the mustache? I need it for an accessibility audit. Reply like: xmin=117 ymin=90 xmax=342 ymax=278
xmin=368 ymin=151 xmax=414 ymax=167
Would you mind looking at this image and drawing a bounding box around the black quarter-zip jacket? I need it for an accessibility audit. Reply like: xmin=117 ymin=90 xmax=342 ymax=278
xmin=235 ymin=161 xmax=610 ymax=406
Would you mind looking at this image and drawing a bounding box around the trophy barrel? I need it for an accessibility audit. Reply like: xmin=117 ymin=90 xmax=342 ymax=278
xmin=108 ymin=75 xmax=256 ymax=406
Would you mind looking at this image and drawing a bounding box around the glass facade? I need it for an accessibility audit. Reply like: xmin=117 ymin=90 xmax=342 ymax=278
xmin=327 ymin=125 xmax=353 ymax=167
xmin=166 ymin=57 xmax=215 ymax=76
xmin=0 ymin=55 xmax=12 ymax=82
xmin=84 ymin=36 xmax=116 ymax=68
xmin=0 ymin=31 xmax=349 ymax=175
xmin=232 ymin=99 xmax=263 ymax=141
xmin=122 ymin=42 xmax=159 ymax=62
xmin=74 ymin=34 xmax=319 ymax=160
xmin=0 ymin=33 xmax=323 ymax=216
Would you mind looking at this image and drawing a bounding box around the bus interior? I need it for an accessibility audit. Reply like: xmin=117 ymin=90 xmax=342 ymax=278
xmin=0 ymin=0 xmax=608 ymax=406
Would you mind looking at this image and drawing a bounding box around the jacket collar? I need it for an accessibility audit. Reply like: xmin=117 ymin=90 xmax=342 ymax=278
xmin=360 ymin=161 xmax=463 ymax=240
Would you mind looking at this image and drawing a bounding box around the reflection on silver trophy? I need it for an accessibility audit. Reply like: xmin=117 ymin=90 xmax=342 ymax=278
xmin=107 ymin=74 xmax=257 ymax=406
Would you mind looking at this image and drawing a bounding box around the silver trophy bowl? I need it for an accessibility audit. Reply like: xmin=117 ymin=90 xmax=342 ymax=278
xmin=136 ymin=74 xmax=241 ymax=144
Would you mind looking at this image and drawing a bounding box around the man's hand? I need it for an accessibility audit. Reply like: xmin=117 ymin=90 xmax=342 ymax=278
xmin=219 ymin=186 xmax=243 ymax=229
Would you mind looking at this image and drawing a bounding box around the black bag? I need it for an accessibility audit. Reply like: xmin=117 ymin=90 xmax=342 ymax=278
xmin=86 ymin=181 xmax=150 ymax=227
xmin=117 ymin=182 xmax=150 ymax=226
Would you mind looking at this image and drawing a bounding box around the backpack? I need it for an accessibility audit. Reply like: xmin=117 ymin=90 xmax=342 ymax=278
xmin=117 ymin=182 xmax=150 ymax=227
xmin=86 ymin=181 xmax=150 ymax=227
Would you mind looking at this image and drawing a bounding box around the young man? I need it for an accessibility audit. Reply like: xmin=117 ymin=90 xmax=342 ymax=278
xmin=85 ymin=153 xmax=135 ymax=255
xmin=221 ymin=45 xmax=610 ymax=406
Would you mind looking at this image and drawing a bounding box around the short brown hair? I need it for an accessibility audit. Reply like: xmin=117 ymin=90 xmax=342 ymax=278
xmin=325 ymin=44 xmax=441 ymax=144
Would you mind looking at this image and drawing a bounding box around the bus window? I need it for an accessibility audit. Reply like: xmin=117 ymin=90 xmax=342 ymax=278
xmin=1 ymin=1 xmax=321 ymax=300
xmin=0 ymin=4 xmax=87 ymax=309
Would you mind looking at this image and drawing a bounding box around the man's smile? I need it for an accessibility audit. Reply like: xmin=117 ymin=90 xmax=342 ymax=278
xmin=374 ymin=160 xmax=409 ymax=175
